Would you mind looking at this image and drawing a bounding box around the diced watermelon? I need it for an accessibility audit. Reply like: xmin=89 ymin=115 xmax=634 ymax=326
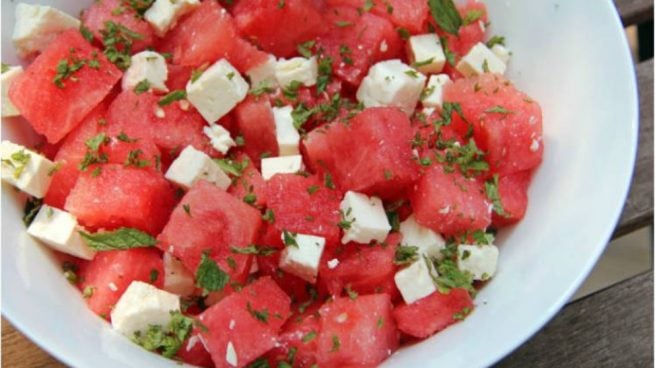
xmin=327 ymin=0 xmax=429 ymax=33
xmin=492 ymin=170 xmax=532 ymax=227
xmin=44 ymin=103 xmax=107 ymax=208
xmin=232 ymin=0 xmax=325 ymax=57
xmin=320 ymin=233 xmax=400 ymax=298
xmin=198 ymin=276 xmax=292 ymax=368
xmin=317 ymin=6 xmax=402 ymax=85
xmin=8 ymin=30 xmax=122 ymax=143
xmin=165 ymin=64 xmax=193 ymax=91
xmin=316 ymin=294 xmax=398 ymax=366
xmin=157 ymin=180 xmax=262 ymax=280
xmin=266 ymin=312 xmax=320 ymax=367
xmin=444 ymin=74 xmax=544 ymax=175
xmin=176 ymin=332 xmax=214 ymax=368
xmin=304 ymin=107 xmax=420 ymax=200
xmin=264 ymin=174 xmax=342 ymax=248
xmin=436 ymin=1 xmax=488 ymax=57
xmin=410 ymin=165 xmax=491 ymax=236
xmin=65 ymin=164 xmax=176 ymax=235
xmin=103 ymin=135 xmax=161 ymax=171
xmin=392 ymin=288 xmax=474 ymax=338
xmin=106 ymin=90 xmax=213 ymax=162
xmin=81 ymin=0 xmax=155 ymax=53
xmin=234 ymin=96 xmax=279 ymax=164
xmin=302 ymin=127 xmax=335 ymax=174
xmin=79 ymin=248 xmax=164 ymax=317
xmin=228 ymin=153 xmax=268 ymax=208
xmin=157 ymin=0 xmax=267 ymax=71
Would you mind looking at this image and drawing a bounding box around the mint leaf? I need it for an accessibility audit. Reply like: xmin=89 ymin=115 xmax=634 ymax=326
xmin=132 ymin=311 xmax=193 ymax=358
xmin=428 ymin=0 xmax=463 ymax=35
xmin=394 ymin=245 xmax=419 ymax=265
xmin=23 ymin=197 xmax=43 ymax=226
xmin=196 ymin=252 xmax=230 ymax=294
xmin=80 ymin=227 xmax=157 ymax=251
xmin=230 ymin=245 xmax=278 ymax=256
xmin=485 ymin=174 xmax=507 ymax=217
xmin=158 ymin=90 xmax=186 ymax=106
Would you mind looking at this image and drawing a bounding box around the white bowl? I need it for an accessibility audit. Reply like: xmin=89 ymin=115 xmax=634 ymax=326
xmin=1 ymin=0 xmax=638 ymax=367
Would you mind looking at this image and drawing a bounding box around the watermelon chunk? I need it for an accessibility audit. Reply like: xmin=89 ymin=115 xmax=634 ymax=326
xmin=8 ymin=29 xmax=122 ymax=143
xmin=320 ymin=233 xmax=400 ymax=298
xmin=326 ymin=0 xmax=429 ymax=34
xmin=316 ymin=294 xmax=398 ymax=367
xmin=492 ymin=170 xmax=532 ymax=227
xmin=79 ymin=248 xmax=164 ymax=317
xmin=444 ymin=74 xmax=544 ymax=175
xmin=411 ymin=165 xmax=491 ymax=236
xmin=65 ymin=164 xmax=176 ymax=235
xmin=234 ymin=96 xmax=279 ymax=165
xmin=228 ymin=153 xmax=268 ymax=208
xmin=157 ymin=0 xmax=267 ymax=71
xmin=392 ymin=288 xmax=474 ymax=338
xmin=81 ymin=0 xmax=155 ymax=53
xmin=106 ymin=90 xmax=213 ymax=162
xmin=233 ymin=0 xmax=325 ymax=57
xmin=304 ymin=107 xmax=420 ymax=200
xmin=317 ymin=6 xmax=402 ymax=85
xmin=198 ymin=276 xmax=292 ymax=368
xmin=266 ymin=312 xmax=320 ymax=367
xmin=157 ymin=180 xmax=263 ymax=280
xmin=264 ymin=174 xmax=342 ymax=248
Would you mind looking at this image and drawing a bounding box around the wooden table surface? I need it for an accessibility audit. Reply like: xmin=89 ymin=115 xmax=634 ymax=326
xmin=2 ymin=1 xmax=653 ymax=367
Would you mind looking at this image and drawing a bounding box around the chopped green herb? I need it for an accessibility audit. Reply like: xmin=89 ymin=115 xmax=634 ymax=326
xmin=124 ymin=149 xmax=150 ymax=168
xmin=80 ymin=227 xmax=157 ymax=251
xmin=291 ymin=103 xmax=316 ymax=131
xmin=132 ymin=311 xmax=193 ymax=358
xmin=434 ymin=258 xmax=475 ymax=294
xmin=302 ymin=330 xmax=317 ymax=343
xmin=80 ymin=25 xmax=94 ymax=42
xmin=149 ymin=269 xmax=159 ymax=283
xmin=316 ymin=56 xmax=333 ymax=94
xmin=230 ymin=245 xmax=278 ymax=256
xmin=463 ymin=9 xmax=484 ymax=25
xmin=282 ymin=80 xmax=303 ymax=100
xmin=1 ymin=63 xmax=10 ymax=74
xmin=53 ymin=53 xmax=86 ymax=88
xmin=214 ymin=157 xmax=249 ymax=177
xmin=396 ymin=27 xmax=410 ymax=40
xmin=277 ymin=0 xmax=286 ymax=9
xmin=453 ymin=306 xmax=472 ymax=320
xmin=100 ymin=21 xmax=143 ymax=70
xmin=247 ymin=301 xmax=269 ymax=323
xmin=297 ymin=40 xmax=316 ymax=58
xmin=134 ymin=79 xmax=151 ymax=94
xmin=190 ymin=68 xmax=204 ymax=83
xmin=337 ymin=209 xmax=354 ymax=230
xmin=117 ymin=132 xmax=138 ymax=143
xmin=471 ymin=230 xmax=495 ymax=245
xmin=62 ymin=261 xmax=79 ymax=284
xmin=243 ymin=192 xmax=257 ymax=205
xmin=195 ymin=252 xmax=230 ymax=294
xmin=485 ymin=174 xmax=507 ymax=217
xmin=262 ymin=209 xmax=275 ymax=224
xmin=428 ymin=0 xmax=463 ymax=35
xmin=86 ymin=133 xmax=107 ymax=152
xmin=404 ymin=69 xmax=420 ymax=78
xmin=91 ymin=166 xmax=103 ymax=177
xmin=23 ymin=197 xmax=43 ymax=226
xmin=440 ymin=36 xmax=457 ymax=66
xmin=412 ymin=58 xmax=435 ymax=68
xmin=283 ymin=230 xmax=299 ymax=248
xmin=2 ymin=149 xmax=31 ymax=179
xmin=377 ymin=317 xmax=384 ymax=328
xmin=362 ymin=0 xmax=375 ymax=12
xmin=307 ymin=185 xmax=320 ymax=195
xmin=250 ymin=81 xmax=274 ymax=96
xmin=83 ymin=286 xmax=95 ymax=298
xmin=182 ymin=204 xmax=191 ymax=216
xmin=158 ymin=90 xmax=187 ymax=106
xmin=330 ymin=335 xmax=341 ymax=352
xmin=324 ymin=173 xmax=335 ymax=189
xmin=486 ymin=35 xmax=506 ymax=48
xmin=394 ymin=246 xmax=419 ymax=265
xmin=485 ymin=105 xmax=512 ymax=114
xmin=335 ymin=20 xmax=353 ymax=27
xmin=346 ymin=285 xmax=358 ymax=300
xmin=247 ymin=358 xmax=271 ymax=368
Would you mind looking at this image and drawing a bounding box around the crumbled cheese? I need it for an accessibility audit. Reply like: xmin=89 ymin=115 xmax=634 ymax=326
xmin=340 ymin=191 xmax=391 ymax=244
xmin=27 ymin=205 xmax=96 ymax=260
xmin=164 ymin=145 xmax=231 ymax=190
xmin=456 ymin=42 xmax=507 ymax=77
xmin=1 ymin=141 xmax=55 ymax=198
xmin=12 ymin=3 xmax=80 ymax=58
xmin=203 ymin=123 xmax=236 ymax=155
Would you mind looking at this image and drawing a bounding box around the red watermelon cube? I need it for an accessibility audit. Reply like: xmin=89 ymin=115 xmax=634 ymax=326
xmin=411 ymin=165 xmax=492 ymax=236
xmin=444 ymin=74 xmax=543 ymax=175
xmin=79 ymin=248 xmax=164 ymax=318
xmin=264 ymin=174 xmax=342 ymax=248
xmin=316 ymin=294 xmax=399 ymax=367
xmin=81 ymin=0 xmax=155 ymax=53
xmin=157 ymin=180 xmax=263 ymax=280
xmin=317 ymin=6 xmax=402 ymax=85
xmin=8 ymin=30 xmax=122 ymax=143
xmin=233 ymin=0 xmax=325 ymax=57
xmin=266 ymin=312 xmax=320 ymax=367
xmin=198 ymin=276 xmax=292 ymax=368
xmin=326 ymin=0 xmax=429 ymax=34
xmin=228 ymin=153 xmax=268 ymax=208
xmin=234 ymin=96 xmax=279 ymax=164
xmin=392 ymin=288 xmax=474 ymax=338
xmin=65 ymin=164 xmax=176 ymax=235
xmin=304 ymin=107 xmax=420 ymax=200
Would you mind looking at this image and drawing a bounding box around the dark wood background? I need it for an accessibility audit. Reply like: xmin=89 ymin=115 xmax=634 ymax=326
xmin=2 ymin=0 xmax=653 ymax=367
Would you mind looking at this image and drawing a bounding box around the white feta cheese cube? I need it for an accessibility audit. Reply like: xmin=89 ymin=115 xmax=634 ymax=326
xmin=491 ymin=44 xmax=512 ymax=64
xmin=272 ymin=105 xmax=300 ymax=156
xmin=399 ymin=215 xmax=446 ymax=260
xmin=275 ymin=56 xmax=318 ymax=88
xmin=121 ymin=51 xmax=169 ymax=93
xmin=164 ymin=145 xmax=231 ymax=190
xmin=279 ymin=233 xmax=326 ymax=283
xmin=261 ymin=155 xmax=304 ymax=180
xmin=247 ymin=55 xmax=278 ymax=89
xmin=408 ymin=34 xmax=447 ymax=74
xmin=144 ymin=0 xmax=200 ymax=37
xmin=456 ymin=42 xmax=507 ymax=77
xmin=457 ymin=244 xmax=499 ymax=281
xmin=421 ymin=74 xmax=451 ymax=109
xmin=12 ymin=3 xmax=80 ymax=58
xmin=394 ymin=258 xmax=437 ymax=304
xmin=110 ymin=281 xmax=180 ymax=338
xmin=2 ymin=65 xmax=23 ymax=117
xmin=186 ymin=59 xmax=249 ymax=123
xmin=356 ymin=59 xmax=427 ymax=115
xmin=163 ymin=253 xmax=195 ymax=296
xmin=27 ymin=205 xmax=96 ymax=260
xmin=203 ymin=123 xmax=236 ymax=155
xmin=339 ymin=191 xmax=391 ymax=244
xmin=1 ymin=141 xmax=55 ymax=198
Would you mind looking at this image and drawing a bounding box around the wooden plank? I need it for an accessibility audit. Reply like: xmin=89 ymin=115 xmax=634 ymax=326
xmin=615 ymin=0 xmax=654 ymax=26
xmin=613 ymin=58 xmax=654 ymax=238
xmin=497 ymin=271 xmax=654 ymax=367
xmin=1 ymin=318 xmax=66 ymax=368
